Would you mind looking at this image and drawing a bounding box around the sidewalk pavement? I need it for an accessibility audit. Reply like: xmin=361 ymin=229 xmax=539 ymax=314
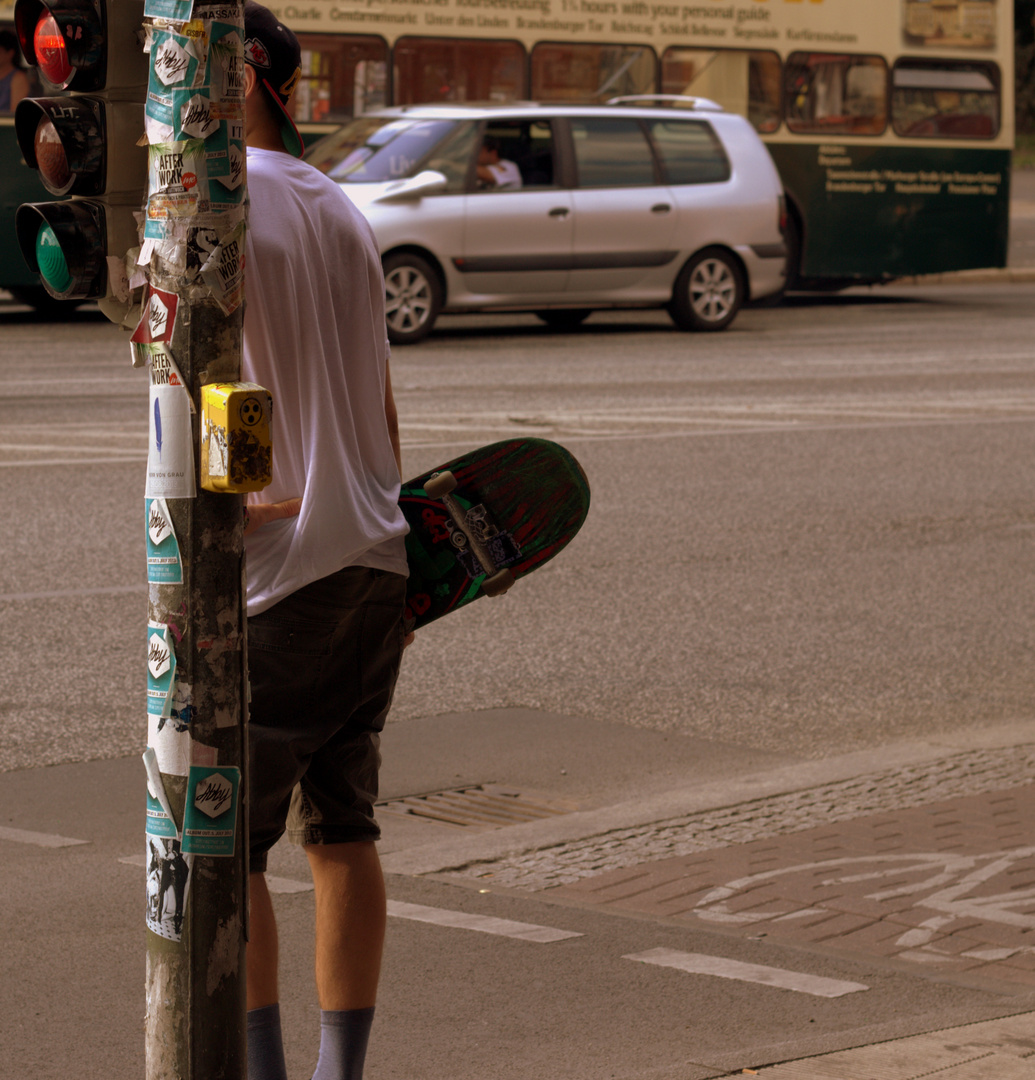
xmin=548 ymin=781 xmax=1035 ymax=1078
xmin=382 ymin=723 xmax=1035 ymax=1078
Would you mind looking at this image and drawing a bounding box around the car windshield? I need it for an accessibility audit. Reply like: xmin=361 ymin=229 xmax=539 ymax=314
xmin=304 ymin=117 xmax=459 ymax=182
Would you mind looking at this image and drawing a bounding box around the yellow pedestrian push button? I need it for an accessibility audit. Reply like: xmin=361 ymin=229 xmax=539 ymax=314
xmin=200 ymin=382 xmax=273 ymax=493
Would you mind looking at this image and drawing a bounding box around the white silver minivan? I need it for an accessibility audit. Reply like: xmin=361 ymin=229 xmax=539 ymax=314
xmin=305 ymin=98 xmax=787 ymax=344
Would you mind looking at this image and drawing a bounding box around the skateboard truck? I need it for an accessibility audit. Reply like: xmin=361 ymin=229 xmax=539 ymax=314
xmin=424 ymin=470 xmax=515 ymax=597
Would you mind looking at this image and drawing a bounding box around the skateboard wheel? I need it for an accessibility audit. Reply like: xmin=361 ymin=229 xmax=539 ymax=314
xmin=424 ymin=470 xmax=457 ymax=499
xmin=481 ymin=568 xmax=515 ymax=597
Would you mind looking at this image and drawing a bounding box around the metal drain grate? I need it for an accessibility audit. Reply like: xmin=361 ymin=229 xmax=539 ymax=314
xmin=377 ymin=784 xmax=578 ymax=829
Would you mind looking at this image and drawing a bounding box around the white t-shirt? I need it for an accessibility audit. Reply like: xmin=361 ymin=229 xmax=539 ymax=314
xmin=485 ymin=159 xmax=522 ymax=188
xmin=242 ymin=148 xmax=408 ymax=616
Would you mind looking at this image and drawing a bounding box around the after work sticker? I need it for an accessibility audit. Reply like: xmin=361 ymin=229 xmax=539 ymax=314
xmin=182 ymin=766 xmax=240 ymax=857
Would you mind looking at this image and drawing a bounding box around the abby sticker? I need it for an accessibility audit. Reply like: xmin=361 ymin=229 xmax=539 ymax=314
xmin=146 ymin=498 xmax=183 ymax=584
xmin=147 ymin=621 xmax=177 ymax=719
xmin=182 ymin=766 xmax=240 ymax=856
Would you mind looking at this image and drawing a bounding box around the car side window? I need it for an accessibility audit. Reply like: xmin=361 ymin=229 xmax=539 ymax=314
xmin=474 ymin=120 xmax=558 ymax=191
xmin=571 ymin=118 xmax=657 ymax=188
xmin=646 ymin=120 xmax=731 ymax=185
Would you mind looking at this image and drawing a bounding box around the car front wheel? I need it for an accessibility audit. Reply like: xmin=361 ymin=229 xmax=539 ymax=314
xmin=668 ymin=248 xmax=744 ymax=332
xmin=383 ymin=253 xmax=442 ymax=345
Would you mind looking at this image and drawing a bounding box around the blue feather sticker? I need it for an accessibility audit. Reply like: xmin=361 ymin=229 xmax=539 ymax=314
xmin=154 ymin=397 xmax=163 ymax=457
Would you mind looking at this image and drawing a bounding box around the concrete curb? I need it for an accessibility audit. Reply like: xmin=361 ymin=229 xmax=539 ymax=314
xmin=380 ymin=718 xmax=1035 ymax=878
xmin=742 ymin=1010 xmax=1035 ymax=1079
xmin=896 ymin=266 xmax=1035 ymax=286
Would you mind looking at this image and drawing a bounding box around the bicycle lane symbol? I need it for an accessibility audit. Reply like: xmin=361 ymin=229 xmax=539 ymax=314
xmin=692 ymin=847 xmax=1035 ymax=960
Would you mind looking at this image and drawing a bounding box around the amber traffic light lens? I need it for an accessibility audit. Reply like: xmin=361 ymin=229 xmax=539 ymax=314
xmin=33 ymin=116 xmax=71 ymax=190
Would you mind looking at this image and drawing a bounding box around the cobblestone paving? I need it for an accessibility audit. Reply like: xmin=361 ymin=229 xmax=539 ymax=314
xmin=459 ymin=745 xmax=1035 ymax=891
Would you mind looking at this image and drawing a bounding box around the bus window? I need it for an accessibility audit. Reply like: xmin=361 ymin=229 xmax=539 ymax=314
xmin=661 ymin=48 xmax=781 ymax=133
xmin=892 ymin=60 xmax=1000 ymax=138
xmin=292 ymin=36 xmax=388 ymax=122
xmin=393 ymin=37 xmax=525 ymax=104
xmin=531 ymin=43 xmax=657 ymax=101
xmin=785 ymin=53 xmax=888 ymax=136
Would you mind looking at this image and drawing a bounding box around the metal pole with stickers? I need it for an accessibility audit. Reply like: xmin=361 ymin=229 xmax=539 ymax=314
xmin=136 ymin=0 xmax=267 ymax=1077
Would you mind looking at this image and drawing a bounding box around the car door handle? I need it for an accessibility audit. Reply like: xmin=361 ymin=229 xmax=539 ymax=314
xmin=548 ymin=207 xmax=570 ymax=218
xmin=651 ymin=203 xmax=672 ymax=214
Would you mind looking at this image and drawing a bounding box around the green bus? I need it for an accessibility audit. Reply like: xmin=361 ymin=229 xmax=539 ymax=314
xmin=1 ymin=0 xmax=1012 ymax=304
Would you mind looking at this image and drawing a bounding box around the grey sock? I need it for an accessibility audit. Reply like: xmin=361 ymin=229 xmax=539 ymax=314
xmin=312 ymin=1007 xmax=376 ymax=1080
xmin=247 ymin=1003 xmax=288 ymax=1080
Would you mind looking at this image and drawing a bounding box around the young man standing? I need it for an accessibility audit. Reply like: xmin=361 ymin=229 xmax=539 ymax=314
xmin=240 ymin=5 xmax=409 ymax=1079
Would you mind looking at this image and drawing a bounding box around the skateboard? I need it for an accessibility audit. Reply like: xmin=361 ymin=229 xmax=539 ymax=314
xmin=400 ymin=438 xmax=590 ymax=633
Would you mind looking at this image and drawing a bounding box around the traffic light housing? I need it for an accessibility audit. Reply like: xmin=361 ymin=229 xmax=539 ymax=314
xmin=14 ymin=0 xmax=147 ymax=324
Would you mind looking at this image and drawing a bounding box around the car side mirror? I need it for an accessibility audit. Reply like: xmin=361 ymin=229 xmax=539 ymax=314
xmin=374 ymin=170 xmax=449 ymax=203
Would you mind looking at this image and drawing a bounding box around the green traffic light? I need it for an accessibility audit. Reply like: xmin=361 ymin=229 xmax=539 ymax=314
xmin=35 ymin=221 xmax=72 ymax=293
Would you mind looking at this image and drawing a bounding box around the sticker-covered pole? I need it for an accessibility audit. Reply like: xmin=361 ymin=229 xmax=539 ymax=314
xmin=136 ymin=0 xmax=249 ymax=1076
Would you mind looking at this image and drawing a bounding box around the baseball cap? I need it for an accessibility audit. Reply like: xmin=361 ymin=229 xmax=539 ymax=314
xmin=243 ymin=1 xmax=304 ymax=158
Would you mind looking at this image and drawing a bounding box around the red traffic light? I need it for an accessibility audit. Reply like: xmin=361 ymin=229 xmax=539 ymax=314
xmin=15 ymin=0 xmax=104 ymax=91
xmin=32 ymin=11 xmax=73 ymax=87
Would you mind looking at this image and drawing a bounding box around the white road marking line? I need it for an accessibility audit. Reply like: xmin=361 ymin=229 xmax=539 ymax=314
xmin=119 ymin=854 xmax=312 ymax=897
xmin=267 ymin=876 xmax=314 ymax=894
xmin=0 ymin=825 xmax=89 ymax=848
xmin=0 ymin=455 xmax=147 ymax=468
xmin=623 ymin=948 xmax=868 ymax=998
xmin=0 ymin=584 xmax=144 ymax=602
xmin=387 ymin=900 xmax=582 ymax=942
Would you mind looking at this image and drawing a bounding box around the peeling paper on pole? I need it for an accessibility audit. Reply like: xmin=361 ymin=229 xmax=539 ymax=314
xmin=148 ymin=378 xmax=195 ymax=499
xmin=204 ymin=21 xmax=246 ymax=193
xmin=147 ymin=710 xmax=219 ymax=778
xmin=144 ymin=26 xmax=204 ymax=143
xmin=146 ymin=835 xmax=193 ymax=941
xmin=144 ymin=0 xmax=194 ymax=20
xmin=200 ymin=218 xmax=245 ymax=314
xmin=133 ymin=284 xmax=179 ymax=344
xmin=144 ymin=746 xmax=180 ymax=839
xmin=145 ymin=139 xmax=206 ymax=239
xmin=137 ymin=341 xmax=191 ymax=402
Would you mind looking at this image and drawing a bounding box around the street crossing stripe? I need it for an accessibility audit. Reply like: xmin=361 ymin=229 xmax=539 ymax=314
xmin=387 ymin=900 xmax=583 ymax=942
xmin=267 ymin=876 xmax=314 ymax=894
xmin=0 ymin=825 xmax=89 ymax=848
xmin=623 ymin=948 xmax=868 ymax=998
xmin=117 ymin=856 xmax=314 ymax=896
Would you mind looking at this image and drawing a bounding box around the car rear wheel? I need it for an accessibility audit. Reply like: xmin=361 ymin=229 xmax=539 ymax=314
xmin=535 ymin=309 xmax=592 ymax=331
xmin=668 ymin=248 xmax=744 ymax=332
xmin=383 ymin=253 xmax=442 ymax=345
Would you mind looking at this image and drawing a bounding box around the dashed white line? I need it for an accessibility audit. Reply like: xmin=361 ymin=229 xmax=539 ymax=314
xmin=387 ymin=899 xmax=582 ymax=942
xmin=0 ymin=826 xmax=89 ymax=848
xmin=110 ymin=858 xmax=868 ymax=991
xmin=624 ymin=948 xmax=868 ymax=998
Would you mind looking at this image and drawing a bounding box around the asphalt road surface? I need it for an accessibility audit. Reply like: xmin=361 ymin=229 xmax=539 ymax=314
xmin=3 ymin=281 xmax=1035 ymax=768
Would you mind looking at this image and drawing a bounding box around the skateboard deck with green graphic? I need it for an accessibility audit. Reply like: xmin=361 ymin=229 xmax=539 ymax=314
xmin=400 ymin=438 xmax=590 ymax=633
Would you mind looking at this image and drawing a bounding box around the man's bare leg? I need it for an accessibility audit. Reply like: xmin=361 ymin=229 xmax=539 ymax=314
xmin=307 ymin=841 xmax=386 ymax=1007
xmin=307 ymin=841 xmax=386 ymax=1079
xmin=246 ymin=871 xmax=288 ymax=1080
